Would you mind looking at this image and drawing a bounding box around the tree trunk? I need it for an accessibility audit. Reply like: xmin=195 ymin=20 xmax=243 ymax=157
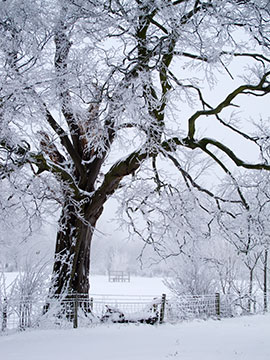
xmin=49 ymin=200 xmax=102 ymax=299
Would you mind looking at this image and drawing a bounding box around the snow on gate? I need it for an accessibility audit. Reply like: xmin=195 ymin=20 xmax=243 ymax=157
xmin=0 ymin=292 xmax=234 ymax=331
xmin=0 ymin=293 xmax=166 ymax=330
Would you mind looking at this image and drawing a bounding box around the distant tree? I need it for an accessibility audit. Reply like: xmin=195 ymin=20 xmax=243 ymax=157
xmin=217 ymin=170 xmax=270 ymax=311
xmin=1 ymin=0 xmax=270 ymax=300
xmin=164 ymin=246 xmax=219 ymax=296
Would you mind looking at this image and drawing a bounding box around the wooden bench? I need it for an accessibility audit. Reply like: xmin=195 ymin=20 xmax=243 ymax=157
xmin=108 ymin=271 xmax=130 ymax=282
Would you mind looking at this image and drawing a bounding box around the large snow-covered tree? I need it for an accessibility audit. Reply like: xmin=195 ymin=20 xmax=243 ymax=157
xmin=1 ymin=0 xmax=270 ymax=298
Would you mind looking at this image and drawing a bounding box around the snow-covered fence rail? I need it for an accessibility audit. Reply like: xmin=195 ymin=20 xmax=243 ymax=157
xmin=0 ymin=292 xmax=260 ymax=331
xmin=91 ymin=293 xmax=165 ymax=325
xmin=90 ymin=294 xmax=162 ymax=316
xmin=165 ymin=293 xmax=239 ymax=321
xmin=0 ymin=297 xmax=45 ymax=331
xmin=0 ymin=294 xmax=166 ymax=330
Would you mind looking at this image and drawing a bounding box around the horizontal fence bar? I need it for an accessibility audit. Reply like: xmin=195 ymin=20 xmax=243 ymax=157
xmin=0 ymin=292 xmax=261 ymax=331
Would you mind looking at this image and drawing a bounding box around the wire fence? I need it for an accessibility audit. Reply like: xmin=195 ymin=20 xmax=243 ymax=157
xmin=166 ymin=293 xmax=230 ymax=322
xmin=0 ymin=294 xmax=166 ymax=331
xmin=0 ymin=292 xmax=262 ymax=332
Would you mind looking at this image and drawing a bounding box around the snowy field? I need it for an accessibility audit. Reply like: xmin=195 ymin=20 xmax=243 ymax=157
xmin=1 ymin=274 xmax=270 ymax=359
xmin=2 ymin=273 xmax=171 ymax=296
xmin=0 ymin=314 xmax=269 ymax=360
xmin=89 ymin=274 xmax=172 ymax=296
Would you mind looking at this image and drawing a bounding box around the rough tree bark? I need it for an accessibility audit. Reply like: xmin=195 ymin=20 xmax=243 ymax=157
xmin=48 ymin=146 xmax=145 ymax=297
xmin=51 ymin=204 xmax=98 ymax=296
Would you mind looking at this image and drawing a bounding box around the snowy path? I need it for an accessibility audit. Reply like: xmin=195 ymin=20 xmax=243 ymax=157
xmin=1 ymin=314 xmax=269 ymax=360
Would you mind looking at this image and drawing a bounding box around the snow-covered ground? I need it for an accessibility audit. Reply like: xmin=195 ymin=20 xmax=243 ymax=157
xmin=2 ymin=273 xmax=171 ymax=296
xmin=1 ymin=274 xmax=269 ymax=359
xmin=90 ymin=274 xmax=171 ymax=296
xmin=1 ymin=314 xmax=269 ymax=360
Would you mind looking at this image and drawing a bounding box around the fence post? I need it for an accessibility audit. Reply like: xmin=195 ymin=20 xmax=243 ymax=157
xmin=159 ymin=294 xmax=166 ymax=324
xmin=73 ymin=294 xmax=78 ymax=329
xmin=253 ymin=297 xmax=256 ymax=314
xmin=90 ymin=297 xmax=94 ymax=311
xmin=2 ymin=298 xmax=7 ymax=331
xmin=19 ymin=301 xmax=25 ymax=330
xmin=215 ymin=293 xmax=220 ymax=317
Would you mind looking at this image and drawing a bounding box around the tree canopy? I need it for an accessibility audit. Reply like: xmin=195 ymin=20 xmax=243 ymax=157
xmin=1 ymin=0 xmax=270 ymax=296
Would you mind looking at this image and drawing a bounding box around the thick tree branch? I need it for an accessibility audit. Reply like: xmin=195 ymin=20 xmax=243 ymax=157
xmin=187 ymin=72 xmax=270 ymax=140
xmin=197 ymin=137 xmax=270 ymax=171
xmin=221 ymin=51 xmax=270 ymax=65
xmin=41 ymin=103 xmax=85 ymax=178
xmin=30 ymin=153 xmax=81 ymax=198
xmin=0 ymin=139 xmax=81 ymax=197
xmin=54 ymin=16 xmax=83 ymax=157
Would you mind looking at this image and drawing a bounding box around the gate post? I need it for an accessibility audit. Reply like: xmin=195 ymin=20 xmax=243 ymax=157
xmin=159 ymin=294 xmax=166 ymax=324
xmin=215 ymin=293 xmax=220 ymax=317
xmin=2 ymin=298 xmax=7 ymax=331
xmin=73 ymin=294 xmax=78 ymax=329
xmin=90 ymin=297 xmax=93 ymax=311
